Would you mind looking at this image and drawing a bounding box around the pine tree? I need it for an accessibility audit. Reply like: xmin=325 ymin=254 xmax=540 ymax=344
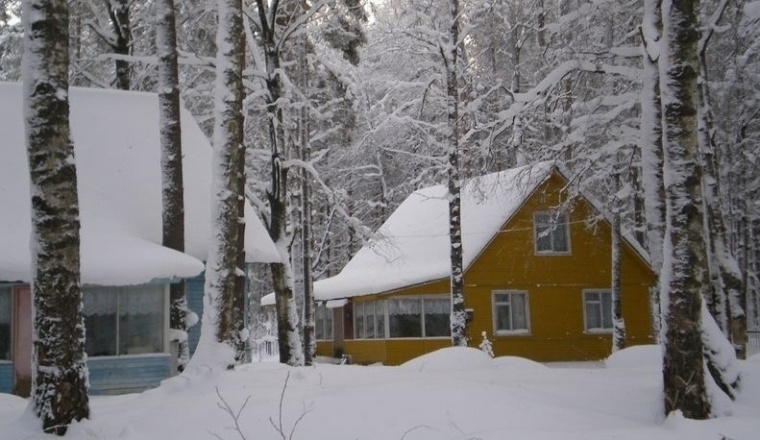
xmin=22 ymin=0 xmax=90 ymax=433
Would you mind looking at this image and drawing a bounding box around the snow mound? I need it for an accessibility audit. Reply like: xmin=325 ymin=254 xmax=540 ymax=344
xmin=747 ymin=352 xmax=760 ymax=363
xmin=400 ymin=347 xmax=495 ymax=372
xmin=493 ymin=356 xmax=548 ymax=370
xmin=605 ymin=345 xmax=662 ymax=369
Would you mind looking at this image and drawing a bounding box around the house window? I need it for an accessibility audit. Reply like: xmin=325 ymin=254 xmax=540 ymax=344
xmin=492 ymin=290 xmax=529 ymax=334
xmin=534 ymin=211 xmax=570 ymax=253
xmin=83 ymin=285 xmax=166 ymax=357
xmin=584 ymin=290 xmax=613 ymax=332
xmin=315 ymin=304 xmax=334 ymax=340
xmin=353 ymin=296 xmax=450 ymax=339
xmin=0 ymin=287 xmax=11 ymax=361
xmin=354 ymin=300 xmax=385 ymax=339
xmin=423 ymin=298 xmax=450 ymax=337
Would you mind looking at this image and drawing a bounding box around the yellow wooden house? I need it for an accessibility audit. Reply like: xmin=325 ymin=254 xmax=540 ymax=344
xmin=276 ymin=162 xmax=655 ymax=364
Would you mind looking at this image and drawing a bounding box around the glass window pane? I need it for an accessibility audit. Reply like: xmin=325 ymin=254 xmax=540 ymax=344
xmin=0 ymin=288 xmax=11 ymax=360
xmin=512 ymin=293 xmax=527 ymax=330
xmin=424 ymin=298 xmax=450 ymax=337
xmin=325 ymin=307 xmax=334 ymax=340
xmin=552 ymin=214 xmax=569 ymax=252
xmin=388 ymin=298 xmax=421 ymax=338
xmin=495 ymin=302 xmax=512 ymax=331
xmin=365 ymin=301 xmax=376 ymax=338
xmin=119 ymin=286 xmax=164 ymax=355
xmin=601 ymin=292 xmax=613 ymax=329
xmin=354 ymin=302 xmax=364 ymax=339
xmin=83 ymin=288 xmax=118 ymax=356
xmin=315 ymin=307 xmax=325 ymax=340
xmin=375 ymin=300 xmax=385 ymax=339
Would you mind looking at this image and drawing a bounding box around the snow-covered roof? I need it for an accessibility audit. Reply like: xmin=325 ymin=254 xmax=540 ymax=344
xmin=262 ymin=162 xmax=554 ymax=305
xmin=0 ymin=82 xmax=279 ymax=285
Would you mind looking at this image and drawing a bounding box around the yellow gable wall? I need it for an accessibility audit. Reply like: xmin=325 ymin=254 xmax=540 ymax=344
xmin=322 ymin=171 xmax=655 ymax=365
xmin=463 ymin=172 xmax=655 ymax=361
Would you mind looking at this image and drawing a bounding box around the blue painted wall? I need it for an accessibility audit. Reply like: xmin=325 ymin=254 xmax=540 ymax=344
xmin=185 ymin=274 xmax=205 ymax=356
xmin=88 ymin=354 xmax=172 ymax=395
xmin=0 ymin=362 xmax=11 ymax=394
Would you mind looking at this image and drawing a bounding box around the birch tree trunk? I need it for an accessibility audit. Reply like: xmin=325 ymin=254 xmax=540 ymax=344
xmin=23 ymin=0 xmax=89 ymax=433
xmin=611 ymin=167 xmax=626 ymax=352
xmin=156 ymin=0 xmax=192 ymax=372
xmin=640 ymin=0 xmax=665 ymax=343
xmin=195 ymin=0 xmax=247 ymax=369
xmin=446 ymin=0 xmax=467 ymax=347
xmin=659 ymin=0 xmax=711 ymax=419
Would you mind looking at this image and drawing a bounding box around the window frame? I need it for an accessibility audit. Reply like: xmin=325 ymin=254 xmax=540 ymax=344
xmin=582 ymin=289 xmax=613 ymax=333
xmin=533 ymin=210 xmax=571 ymax=255
xmin=82 ymin=284 xmax=169 ymax=357
xmin=491 ymin=290 xmax=531 ymax=336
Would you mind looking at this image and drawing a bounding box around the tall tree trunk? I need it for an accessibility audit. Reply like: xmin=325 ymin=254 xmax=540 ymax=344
xmin=611 ymin=166 xmax=626 ymax=352
xmin=256 ymin=0 xmax=305 ymax=367
xmin=298 ymin=31 xmax=316 ymax=365
xmin=696 ymin=14 xmax=746 ymax=359
xmin=640 ymin=0 xmax=665 ymax=343
xmin=659 ymin=0 xmax=711 ymax=419
xmin=107 ymin=0 xmax=131 ymax=90
xmin=156 ymin=0 xmax=192 ymax=372
xmin=446 ymin=0 xmax=467 ymax=347
xmin=194 ymin=0 xmax=247 ymax=370
xmin=23 ymin=0 xmax=90 ymax=434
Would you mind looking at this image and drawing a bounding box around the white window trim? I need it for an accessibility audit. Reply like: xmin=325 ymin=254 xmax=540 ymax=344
xmin=491 ymin=290 xmax=531 ymax=336
xmin=533 ymin=211 xmax=571 ymax=255
xmin=582 ymin=289 xmax=613 ymax=334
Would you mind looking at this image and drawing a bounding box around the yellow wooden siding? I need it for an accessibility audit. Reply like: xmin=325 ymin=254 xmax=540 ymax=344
xmin=335 ymin=172 xmax=654 ymax=364
xmin=464 ymin=174 xmax=654 ymax=361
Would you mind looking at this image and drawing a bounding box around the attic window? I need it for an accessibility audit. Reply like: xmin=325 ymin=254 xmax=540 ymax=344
xmin=534 ymin=211 xmax=570 ymax=254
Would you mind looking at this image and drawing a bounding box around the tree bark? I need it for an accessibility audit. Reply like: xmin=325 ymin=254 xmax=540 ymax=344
xmin=200 ymin=0 xmax=247 ymax=368
xmin=156 ymin=0 xmax=191 ymax=372
xmin=23 ymin=0 xmax=90 ymax=433
xmin=659 ymin=0 xmax=711 ymax=419
xmin=446 ymin=0 xmax=467 ymax=347
xmin=106 ymin=0 xmax=131 ymax=90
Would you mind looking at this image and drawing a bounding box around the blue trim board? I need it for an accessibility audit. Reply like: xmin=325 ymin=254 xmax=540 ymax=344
xmin=87 ymin=354 xmax=172 ymax=395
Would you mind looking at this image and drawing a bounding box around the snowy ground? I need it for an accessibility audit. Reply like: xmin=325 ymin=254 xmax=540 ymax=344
xmin=2 ymin=345 xmax=759 ymax=440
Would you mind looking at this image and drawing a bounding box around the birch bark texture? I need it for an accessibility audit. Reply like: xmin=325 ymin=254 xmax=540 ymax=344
xmin=659 ymin=0 xmax=711 ymax=419
xmin=196 ymin=0 xmax=248 ymax=369
xmin=446 ymin=0 xmax=467 ymax=348
xmin=22 ymin=0 xmax=90 ymax=434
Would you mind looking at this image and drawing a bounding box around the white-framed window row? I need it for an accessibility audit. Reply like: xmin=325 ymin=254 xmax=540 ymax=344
xmin=82 ymin=284 xmax=169 ymax=357
xmin=353 ymin=295 xmax=451 ymax=340
xmin=314 ymin=303 xmax=334 ymax=341
xmin=533 ymin=210 xmax=571 ymax=255
xmin=492 ymin=290 xmax=530 ymax=336
xmin=0 ymin=286 xmax=11 ymax=361
xmin=583 ymin=289 xmax=613 ymax=333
